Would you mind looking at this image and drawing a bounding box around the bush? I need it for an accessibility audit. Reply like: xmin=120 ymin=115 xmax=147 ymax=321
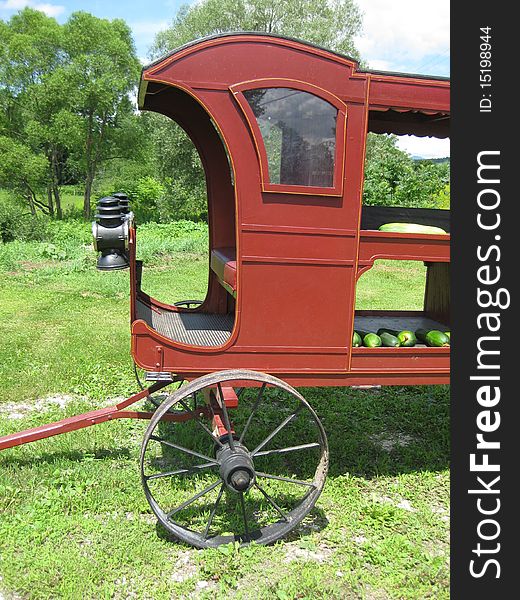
xmin=0 ymin=191 xmax=49 ymax=243
xmin=46 ymin=219 xmax=93 ymax=246
xmin=136 ymin=220 xmax=208 ymax=264
xmin=93 ymin=175 xmax=165 ymax=224
xmin=157 ymin=178 xmax=207 ymax=222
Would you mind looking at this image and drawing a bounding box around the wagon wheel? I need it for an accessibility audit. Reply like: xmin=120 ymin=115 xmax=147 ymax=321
xmin=140 ymin=369 xmax=328 ymax=548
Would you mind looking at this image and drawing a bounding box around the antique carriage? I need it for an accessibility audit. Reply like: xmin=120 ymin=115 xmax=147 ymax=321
xmin=1 ymin=33 xmax=449 ymax=547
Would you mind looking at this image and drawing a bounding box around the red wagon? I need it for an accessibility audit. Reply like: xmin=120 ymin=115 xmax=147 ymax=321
xmin=1 ymin=33 xmax=449 ymax=547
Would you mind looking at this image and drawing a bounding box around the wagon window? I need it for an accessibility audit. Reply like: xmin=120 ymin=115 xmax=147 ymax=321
xmin=243 ymin=88 xmax=338 ymax=188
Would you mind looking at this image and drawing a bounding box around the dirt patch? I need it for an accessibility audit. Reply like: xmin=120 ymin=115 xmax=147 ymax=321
xmin=0 ymin=394 xmax=79 ymax=420
xmin=362 ymin=584 xmax=391 ymax=600
xmin=369 ymin=431 xmax=416 ymax=452
xmin=170 ymin=550 xmax=199 ymax=584
xmin=352 ymin=534 xmax=367 ymax=545
xmin=431 ymin=505 xmax=450 ymax=522
xmin=0 ymin=577 xmax=21 ymax=600
xmin=283 ymin=542 xmax=334 ymax=564
xmin=373 ymin=494 xmax=416 ymax=512
xmin=0 ymin=394 xmax=123 ymax=420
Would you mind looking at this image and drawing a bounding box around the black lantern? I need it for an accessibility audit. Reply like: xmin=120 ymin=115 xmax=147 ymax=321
xmin=91 ymin=194 xmax=132 ymax=270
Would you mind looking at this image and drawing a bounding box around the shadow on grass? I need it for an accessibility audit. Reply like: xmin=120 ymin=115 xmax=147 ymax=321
xmin=154 ymin=505 xmax=330 ymax=546
xmin=0 ymin=384 xmax=447 ymax=546
xmin=310 ymin=384 xmax=450 ymax=479
xmin=0 ymin=446 xmax=132 ymax=468
xmin=136 ymin=383 xmax=448 ymax=544
xmin=0 ymin=384 xmax=449 ymax=481
xmin=150 ymin=384 xmax=449 ymax=481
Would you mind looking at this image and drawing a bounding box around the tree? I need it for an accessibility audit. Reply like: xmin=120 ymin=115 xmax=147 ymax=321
xmin=0 ymin=9 xmax=142 ymax=220
xmin=61 ymin=12 xmax=142 ymax=219
xmin=0 ymin=9 xmax=66 ymax=217
xmin=363 ymin=133 xmax=450 ymax=209
xmin=149 ymin=0 xmax=363 ymax=221
xmin=152 ymin=0 xmax=362 ymax=59
xmin=0 ymin=136 xmax=48 ymax=215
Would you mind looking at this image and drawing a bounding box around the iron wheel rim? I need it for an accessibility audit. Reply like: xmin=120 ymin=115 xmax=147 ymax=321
xmin=140 ymin=369 xmax=328 ymax=548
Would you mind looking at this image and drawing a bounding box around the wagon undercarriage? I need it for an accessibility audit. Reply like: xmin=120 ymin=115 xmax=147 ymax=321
xmin=0 ymin=370 xmax=328 ymax=547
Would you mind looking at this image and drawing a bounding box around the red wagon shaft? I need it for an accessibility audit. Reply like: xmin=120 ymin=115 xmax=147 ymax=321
xmin=0 ymin=383 xmax=168 ymax=451
xmin=0 ymin=382 xmax=241 ymax=451
xmin=2 ymin=33 xmax=449 ymax=547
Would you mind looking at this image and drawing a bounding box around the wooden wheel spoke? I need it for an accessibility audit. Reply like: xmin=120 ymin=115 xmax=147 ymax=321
xmin=251 ymin=405 xmax=303 ymax=456
xmin=150 ymin=435 xmax=215 ymax=464
xmin=239 ymin=383 xmax=266 ymax=444
xmin=167 ymin=479 xmax=223 ymax=518
xmin=254 ymin=442 xmax=320 ymax=458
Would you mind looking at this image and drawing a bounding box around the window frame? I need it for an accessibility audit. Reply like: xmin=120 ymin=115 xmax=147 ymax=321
xmin=231 ymin=78 xmax=347 ymax=196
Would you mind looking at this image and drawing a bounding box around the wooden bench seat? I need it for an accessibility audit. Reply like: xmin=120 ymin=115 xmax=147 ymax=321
xmin=210 ymin=247 xmax=237 ymax=296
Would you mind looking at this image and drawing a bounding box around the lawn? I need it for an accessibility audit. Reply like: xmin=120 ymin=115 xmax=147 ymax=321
xmin=0 ymin=228 xmax=449 ymax=599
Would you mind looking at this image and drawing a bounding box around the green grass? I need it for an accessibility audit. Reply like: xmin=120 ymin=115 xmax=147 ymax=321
xmin=0 ymin=231 xmax=449 ymax=599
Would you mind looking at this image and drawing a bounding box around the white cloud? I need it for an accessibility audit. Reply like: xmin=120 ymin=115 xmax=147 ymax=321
xmin=355 ymin=0 xmax=449 ymax=74
xmin=396 ymin=135 xmax=450 ymax=159
xmin=129 ymin=20 xmax=169 ymax=56
xmin=0 ymin=0 xmax=28 ymax=8
xmin=130 ymin=20 xmax=169 ymax=37
xmin=0 ymin=0 xmax=65 ymax=17
xmin=33 ymin=2 xmax=64 ymax=16
xmin=366 ymin=58 xmax=393 ymax=72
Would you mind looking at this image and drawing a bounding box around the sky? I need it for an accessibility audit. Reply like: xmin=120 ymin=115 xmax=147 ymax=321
xmin=0 ymin=0 xmax=450 ymax=157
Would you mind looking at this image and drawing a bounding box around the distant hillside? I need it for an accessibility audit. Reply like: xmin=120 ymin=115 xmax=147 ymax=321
xmin=412 ymin=156 xmax=450 ymax=164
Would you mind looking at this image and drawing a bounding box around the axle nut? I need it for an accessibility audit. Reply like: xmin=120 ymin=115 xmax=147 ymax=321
xmin=230 ymin=469 xmax=251 ymax=492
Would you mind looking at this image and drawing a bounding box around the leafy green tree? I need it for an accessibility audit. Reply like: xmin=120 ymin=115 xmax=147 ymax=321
xmin=432 ymin=182 xmax=450 ymax=210
xmin=0 ymin=9 xmax=142 ymax=220
xmin=0 ymin=9 xmax=65 ymax=217
xmin=61 ymin=12 xmax=142 ymax=219
xmin=148 ymin=0 xmax=363 ymax=222
xmin=0 ymin=136 xmax=48 ymax=216
xmin=141 ymin=112 xmax=207 ymax=222
xmin=363 ymin=134 xmax=449 ymax=209
xmin=152 ymin=0 xmax=362 ymax=58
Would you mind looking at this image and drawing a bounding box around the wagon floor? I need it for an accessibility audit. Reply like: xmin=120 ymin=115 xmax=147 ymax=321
xmin=354 ymin=313 xmax=448 ymax=334
xmin=136 ymin=300 xmax=233 ymax=347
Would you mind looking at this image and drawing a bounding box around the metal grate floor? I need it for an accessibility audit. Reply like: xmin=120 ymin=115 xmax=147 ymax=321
xmin=136 ymin=301 xmax=233 ymax=347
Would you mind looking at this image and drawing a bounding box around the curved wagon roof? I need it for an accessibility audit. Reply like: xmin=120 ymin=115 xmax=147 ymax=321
xmin=138 ymin=32 xmax=450 ymax=138
xmin=140 ymin=31 xmax=449 ymax=83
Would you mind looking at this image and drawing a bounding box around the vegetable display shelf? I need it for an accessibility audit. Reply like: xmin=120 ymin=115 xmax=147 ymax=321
xmin=350 ymin=310 xmax=450 ymax=377
xmin=357 ymin=230 xmax=450 ymax=279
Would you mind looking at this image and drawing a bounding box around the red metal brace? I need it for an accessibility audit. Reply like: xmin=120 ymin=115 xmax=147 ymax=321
xmin=205 ymin=386 xmax=239 ymax=439
xmin=0 ymin=382 xmax=178 ymax=451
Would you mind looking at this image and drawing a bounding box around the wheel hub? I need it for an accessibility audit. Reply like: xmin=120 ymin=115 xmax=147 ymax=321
xmin=217 ymin=441 xmax=255 ymax=493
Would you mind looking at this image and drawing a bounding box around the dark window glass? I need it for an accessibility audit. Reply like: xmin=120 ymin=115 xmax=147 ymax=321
xmin=243 ymin=88 xmax=338 ymax=188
